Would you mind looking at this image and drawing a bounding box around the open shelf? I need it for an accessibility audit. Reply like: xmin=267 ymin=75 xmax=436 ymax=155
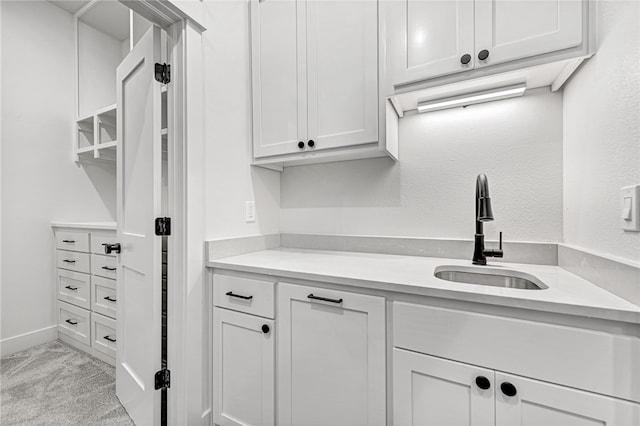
xmin=75 ymin=104 xmax=118 ymax=162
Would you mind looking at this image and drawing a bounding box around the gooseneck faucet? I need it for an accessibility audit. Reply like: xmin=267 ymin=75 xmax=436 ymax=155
xmin=473 ymin=174 xmax=504 ymax=265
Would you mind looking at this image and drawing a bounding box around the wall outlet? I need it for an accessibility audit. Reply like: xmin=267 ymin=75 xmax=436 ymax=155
xmin=621 ymin=185 xmax=640 ymax=232
xmin=245 ymin=201 xmax=256 ymax=223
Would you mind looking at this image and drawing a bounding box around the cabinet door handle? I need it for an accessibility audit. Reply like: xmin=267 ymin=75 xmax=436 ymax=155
xmin=64 ymin=285 xmax=78 ymax=291
xmin=307 ymin=140 xmax=315 ymax=148
xmin=261 ymin=324 xmax=270 ymax=334
xmin=65 ymin=319 xmax=78 ymax=325
xmin=63 ymin=259 xmax=76 ymax=263
xmin=104 ymin=296 xmax=117 ymax=302
xmin=101 ymin=266 xmax=117 ymax=271
xmin=298 ymin=141 xmax=305 ymax=149
xmin=103 ymin=335 xmax=116 ymax=343
xmin=500 ymin=382 xmax=517 ymax=397
xmin=478 ymin=49 xmax=490 ymax=60
xmin=460 ymin=53 xmax=471 ymax=65
xmin=475 ymin=376 xmax=491 ymax=390
xmin=307 ymin=294 xmax=343 ymax=304
xmin=225 ymin=291 xmax=253 ymax=300
xmin=62 ymin=240 xmax=76 ymax=243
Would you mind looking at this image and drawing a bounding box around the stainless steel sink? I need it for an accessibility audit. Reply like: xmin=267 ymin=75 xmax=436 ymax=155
xmin=434 ymin=265 xmax=547 ymax=290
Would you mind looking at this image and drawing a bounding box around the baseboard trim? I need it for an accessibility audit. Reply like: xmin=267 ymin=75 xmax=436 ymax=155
xmin=1 ymin=325 xmax=58 ymax=357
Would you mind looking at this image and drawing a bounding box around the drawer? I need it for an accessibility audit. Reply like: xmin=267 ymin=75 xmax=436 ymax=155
xmin=91 ymin=254 xmax=117 ymax=279
xmin=91 ymin=312 xmax=116 ymax=359
xmin=213 ymin=274 xmax=275 ymax=319
xmin=92 ymin=276 xmax=117 ymax=319
xmin=91 ymin=231 xmax=117 ymax=256
xmin=55 ymin=230 xmax=90 ymax=252
xmin=57 ymin=301 xmax=90 ymax=346
xmin=57 ymin=250 xmax=90 ymax=274
xmin=393 ymin=301 xmax=640 ymax=403
xmin=57 ymin=269 xmax=90 ymax=310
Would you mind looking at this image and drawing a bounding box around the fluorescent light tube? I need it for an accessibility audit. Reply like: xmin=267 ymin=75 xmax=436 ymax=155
xmin=417 ymin=83 xmax=527 ymax=113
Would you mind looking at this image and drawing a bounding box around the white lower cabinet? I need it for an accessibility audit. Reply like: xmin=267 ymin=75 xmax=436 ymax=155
xmin=393 ymin=348 xmax=495 ymax=426
xmin=494 ymin=372 xmax=640 ymax=426
xmin=213 ymin=307 xmax=275 ymax=426
xmin=277 ymin=282 xmax=386 ymax=426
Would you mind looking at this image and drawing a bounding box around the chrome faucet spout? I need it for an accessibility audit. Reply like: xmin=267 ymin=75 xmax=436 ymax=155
xmin=473 ymin=174 xmax=503 ymax=265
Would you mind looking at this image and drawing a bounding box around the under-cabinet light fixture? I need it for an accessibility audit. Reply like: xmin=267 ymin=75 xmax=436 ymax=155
xmin=416 ymin=83 xmax=527 ymax=113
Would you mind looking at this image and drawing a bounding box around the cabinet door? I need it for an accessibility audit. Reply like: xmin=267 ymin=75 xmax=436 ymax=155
xmin=277 ymin=283 xmax=385 ymax=426
xmin=474 ymin=0 xmax=583 ymax=68
xmin=495 ymin=372 xmax=640 ymax=426
xmin=251 ymin=0 xmax=307 ymax=158
xmin=392 ymin=0 xmax=475 ymax=84
xmin=393 ymin=348 xmax=495 ymax=426
xmin=306 ymin=0 xmax=378 ymax=151
xmin=213 ymin=308 xmax=275 ymax=426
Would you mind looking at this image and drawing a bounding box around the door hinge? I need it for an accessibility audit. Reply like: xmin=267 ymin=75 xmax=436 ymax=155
xmin=155 ymin=63 xmax=170 ymax=84
xmin=155 ymin=217 xmax=171 ymax=236
xmin=154 ymin=369 xmax=171 ymax=390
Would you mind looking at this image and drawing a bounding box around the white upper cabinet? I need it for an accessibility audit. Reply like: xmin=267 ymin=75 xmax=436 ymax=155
xmin=250 ymin=0 xmax=307 ymax=158
xmin=250 ymin=0 xmax=398 ymax=168
xmin=306 ymin=0 xmax=379 ymax=151
xmin=391 ymin=0 xmax=587 ymax=88
xmin=393 ymin=0 xmax=475 ymax=83
xmin=474 ymin=0 xmax=583 ymax=68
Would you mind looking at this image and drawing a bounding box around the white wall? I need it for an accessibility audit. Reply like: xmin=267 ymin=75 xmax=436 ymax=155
xmin=281 ymin=88 xmax=564 ymax=243
xmin=563 ymin=0 xmax=640 ymax=263
xmin=203 ymin=0 xmax=280 ymax=240
xmin=1 ymin=1 xmax=115 ymax=346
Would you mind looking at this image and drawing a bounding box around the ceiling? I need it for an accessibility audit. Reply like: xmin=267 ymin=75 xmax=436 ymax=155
xmin=48 ymin=0 xmax=131 ymax=42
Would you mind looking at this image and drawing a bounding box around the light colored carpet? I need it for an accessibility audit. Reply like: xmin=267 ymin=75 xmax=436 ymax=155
xmin=0 ymin=339 xmax=134 ymax=425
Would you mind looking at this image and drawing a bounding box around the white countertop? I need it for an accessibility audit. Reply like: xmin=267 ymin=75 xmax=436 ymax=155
xmin=51 ymin=221 xmax=116 ymax=230
xmin=208 ymin=248 xmax=640 ymax=324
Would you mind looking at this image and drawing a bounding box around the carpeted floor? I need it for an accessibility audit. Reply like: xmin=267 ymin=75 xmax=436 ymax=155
xmin=0 ymin=339 xmax=134 ymax=425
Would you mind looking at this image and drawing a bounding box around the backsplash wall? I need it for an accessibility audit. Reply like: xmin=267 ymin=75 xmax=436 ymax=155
xmin=281 ymin=88 xmax=563 ymax=243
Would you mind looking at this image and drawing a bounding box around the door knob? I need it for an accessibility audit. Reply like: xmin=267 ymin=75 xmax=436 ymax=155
xmin=104 ymin=243 xmax=121 ymax=254
xmin=500 ymin=382 xmax=517 ymax=397
xmin=478 ymin=49 xmax=490 ymax=61
xmin=475 ymin=376 xmax=491 ymax=390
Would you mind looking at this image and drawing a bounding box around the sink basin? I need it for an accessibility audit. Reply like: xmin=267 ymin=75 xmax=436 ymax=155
xmin=434 ymin=265 xmax=547 ymax=290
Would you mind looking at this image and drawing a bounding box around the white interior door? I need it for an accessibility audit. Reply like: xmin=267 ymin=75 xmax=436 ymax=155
xmin=474 ymin=0 xmax=583 ymax=68
xmin=116 ymin=25 xmax=163 ymax=426
xmin=393 ymin=348 xmax=495 ymax=426
xmin=393 ymin=0 xmax=475 ymax=85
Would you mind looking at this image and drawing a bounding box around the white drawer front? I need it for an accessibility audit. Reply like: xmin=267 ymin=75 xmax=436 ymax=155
xmin=55 ymin=230 xmax=90 ymax=252
xmin=57 ymin=250 xmax=90 ymax=274
xmin=57 ymin=269 xmax=90 ymax=310
xmin=393 ymin=301 xmax=640 ymax=403
xmin=91 ymin=254 xmax=117 ymax=279
xmin=91 ymin=313 xmax=116 ymax=359
xmin=213 ymin=274 xmax=275 ymax=319
xmin=58 ymin=301 xmax=90 ymax=346
xmin=91 ymin=231 xmax=117 ymax=256
xmin=92 ymin=276 xmax=117 ymax=319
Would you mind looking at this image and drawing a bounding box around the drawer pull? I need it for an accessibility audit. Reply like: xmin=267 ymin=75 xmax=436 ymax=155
xmin=308 ymin=294 xmax=343 ymax=304
xmin=101 ymin=266 xmax=117 ymax=271
xmin=65 ymin=319 xmax=78 ymax=326
xmin=104 ymin=296 xmax=117 ymax=302
xmin=225 ymin=291 xmax=253 ymax=300
xmin=103 ymin=335 xmax=116 ymax=343
xmin=104 ymin=243 xmax=121 ymax=254
xmin=62 ymin=240 xmax=76 ymax=243
xmin=64 ymin=285 xmax=78 ymax=291
xmin=63 ymin=259 xmax=76 ymax=263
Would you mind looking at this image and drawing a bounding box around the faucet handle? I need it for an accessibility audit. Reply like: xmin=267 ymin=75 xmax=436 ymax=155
xmin=484 ymin=231 xmax=504 ymax=259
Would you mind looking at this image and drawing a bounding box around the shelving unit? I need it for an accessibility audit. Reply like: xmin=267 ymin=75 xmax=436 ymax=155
xmin=74 ymin=104 xmax=118 ymax=161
